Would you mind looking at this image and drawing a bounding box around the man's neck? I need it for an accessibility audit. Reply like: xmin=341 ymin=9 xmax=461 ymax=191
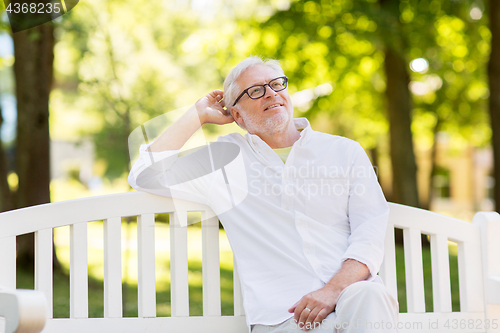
xmin=252 ymin=122 xmax=301 ymax=149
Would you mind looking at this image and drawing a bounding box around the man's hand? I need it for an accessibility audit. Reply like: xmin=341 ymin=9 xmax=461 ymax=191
xmin=287 ymin=259 xmax=370 ymax=331
xmin=196 ymin=89 xmax=234 ymax=125
xmin=147 ymin=89 xmax=233 ymax=152
xmin=287 ymin=284 xmax=341 ymax=331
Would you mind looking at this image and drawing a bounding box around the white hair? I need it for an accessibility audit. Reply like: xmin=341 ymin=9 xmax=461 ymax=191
xmin=223 ymin=56 xmax=285 ymax=120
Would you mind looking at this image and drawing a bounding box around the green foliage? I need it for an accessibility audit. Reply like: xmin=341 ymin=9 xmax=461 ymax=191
xmin=234 ymin=0 xmax=490 ymax=151
xmin=400 ymin=0 xmax=491 ymax=149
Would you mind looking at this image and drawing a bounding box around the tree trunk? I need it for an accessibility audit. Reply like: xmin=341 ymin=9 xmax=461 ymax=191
xmin=489 ymin=0 xmax=500 ymax=213
xmin=383 ymin=48 xmax=419 ymax=207
xmin=379 ymin=0 xmax=420 ymax=209
xmin=12 ymin=23 xmax=54 ymax=269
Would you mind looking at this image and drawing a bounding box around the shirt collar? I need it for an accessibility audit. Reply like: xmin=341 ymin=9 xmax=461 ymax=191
xmin=294 ymin=117 xmax=312 ymax=146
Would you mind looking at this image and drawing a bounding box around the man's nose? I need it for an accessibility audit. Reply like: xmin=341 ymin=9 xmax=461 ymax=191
xmin=264 ymin=85 xmax=278 ymax=98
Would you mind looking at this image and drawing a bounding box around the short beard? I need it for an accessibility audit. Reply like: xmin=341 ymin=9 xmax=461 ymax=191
xmin=262 ymin=112 xmax=290 ymax=134
xmin=243 ymin=109 xmax=290 ymax=136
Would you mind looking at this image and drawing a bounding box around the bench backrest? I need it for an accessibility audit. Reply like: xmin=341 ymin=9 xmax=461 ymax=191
xmin=0 ymin=192 xmax=496 ymax=333
xmin=382 ymin=203 xmax=487 ymax=332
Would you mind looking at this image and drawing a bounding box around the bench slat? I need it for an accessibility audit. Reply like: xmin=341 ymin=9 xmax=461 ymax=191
xmin=0 ymin=192 xmax=210 ymax=239
xmin=473 ymin=212 xmax=500 ymax=276
xmin=388 ymin=203 xmax=478 ymax=241
xmin=35 ymin=228 xmax=53 ymax=318
xmin=233 ymin=259 xmax=244 ymax=316
xmin=380 ymin=223 xmax=397 ymax=299
xmin=104 ymin=217 xmax=122 ymax=318
xmin=170 ymin=211 xmax=189 ymax=317
xmin=70 ymin=222 xmax=88 ymax=318
xmin=458 ymin=240 xmax=485 ymax=312
xmin=137 ymin=214 xmax=156 ymax=318
xmin=430 ymin=233 xmax=452 ymax=313
xmin=473 ymin=212 xmax=500 ymax=311
xmin=403 ymin=228 xmax=425 ymax=313
xmin=201 ymin=212 xmax=221 ymax=316
xmin=42 ymin=316 xmax=248 ymax=333
xmin=0 ymin=236 xmax=16 ymax=289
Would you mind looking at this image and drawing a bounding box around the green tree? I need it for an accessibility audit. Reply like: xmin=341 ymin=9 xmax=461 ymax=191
xmin=12 ymin=22 xmax=54 ymax=268
xmin=0 ymin=0 xmax=62 ymax=268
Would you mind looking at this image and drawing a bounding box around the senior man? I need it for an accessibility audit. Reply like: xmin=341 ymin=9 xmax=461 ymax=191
xmin=128 ymin=56 xmax=399 ymax=332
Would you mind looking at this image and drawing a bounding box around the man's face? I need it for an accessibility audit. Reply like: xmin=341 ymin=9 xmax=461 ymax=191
xmin=230 ymin=65 xmax=293 ymax=135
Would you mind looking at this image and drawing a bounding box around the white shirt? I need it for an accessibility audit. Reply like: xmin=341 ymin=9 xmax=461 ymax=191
xmin=128 ymin=118 xmax=389 ymax=328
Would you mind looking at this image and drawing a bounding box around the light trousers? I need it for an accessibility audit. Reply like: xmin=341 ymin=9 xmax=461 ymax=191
xmin=251 ymin=281 xmax=399 ymax=333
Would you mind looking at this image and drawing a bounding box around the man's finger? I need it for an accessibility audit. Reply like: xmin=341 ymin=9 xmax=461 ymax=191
xmin=297 ymin=307 xmax=313 ymax=330
xmin=302 ymin=308 xmax=320 ymax=331
xmin=288 ymin=300 xmax=300 ymax=313
xmin=215 ymin=95 xmax=226 ymax=108
xmin=294 ymin=303 xmax=307 ymax=323
xmin=311 ymin=308 xmax=329 ymax=329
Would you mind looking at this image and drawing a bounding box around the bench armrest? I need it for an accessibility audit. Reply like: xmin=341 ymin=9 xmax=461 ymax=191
xmin=0 ymin=287 xmax=47 ymax=333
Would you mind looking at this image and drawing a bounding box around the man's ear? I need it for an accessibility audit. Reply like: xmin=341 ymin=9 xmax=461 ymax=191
xmin=230 ymin=106 xmax=244 ymax=126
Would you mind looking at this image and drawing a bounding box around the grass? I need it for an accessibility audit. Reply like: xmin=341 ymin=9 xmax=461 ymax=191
xmin=16 ymin=223 xmax=461 ymax=317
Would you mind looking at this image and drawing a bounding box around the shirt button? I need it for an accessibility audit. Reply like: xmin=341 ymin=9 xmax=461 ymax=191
xmin=298 ymin=221 xmax=303 ymax=225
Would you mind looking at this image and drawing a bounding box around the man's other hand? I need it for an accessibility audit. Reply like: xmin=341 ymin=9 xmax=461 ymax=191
xmin=287 ymin=284 xmax=340 ymax=331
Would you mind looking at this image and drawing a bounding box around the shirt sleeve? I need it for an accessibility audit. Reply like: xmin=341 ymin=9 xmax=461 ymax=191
xmin=340 ymin=142 xmax=389 ymax=278
xmin=128 ymin=136 xmax=244 ymax=209
xmin=128 ymin=143 xmax=211 ymax=204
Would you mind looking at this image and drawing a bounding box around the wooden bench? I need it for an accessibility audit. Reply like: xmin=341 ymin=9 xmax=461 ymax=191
xmin=0 ymin=191 xmax=499 ymax=333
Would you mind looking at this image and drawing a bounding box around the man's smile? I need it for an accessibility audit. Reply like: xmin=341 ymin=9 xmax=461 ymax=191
xmin=264 ymin=103 xmax=283 ymax=111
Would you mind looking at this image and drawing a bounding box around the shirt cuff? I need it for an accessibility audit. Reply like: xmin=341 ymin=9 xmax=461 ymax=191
xmin=341 ymin=242 xmax=384 ymax=278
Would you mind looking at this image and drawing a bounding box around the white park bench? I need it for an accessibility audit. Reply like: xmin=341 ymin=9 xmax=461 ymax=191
xmin=0 ymin=191 xmax=499 ymax=333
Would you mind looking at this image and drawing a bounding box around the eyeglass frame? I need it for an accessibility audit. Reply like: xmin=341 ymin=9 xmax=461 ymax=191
xmin=232 ymin=76 xmax=288 ymax=106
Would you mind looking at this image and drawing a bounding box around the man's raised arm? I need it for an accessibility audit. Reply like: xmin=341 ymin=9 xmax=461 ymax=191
xmin=148 ymin=89 xmax=234 ymax=152
xmin=128 ymin=89 xmax=234 ymax=197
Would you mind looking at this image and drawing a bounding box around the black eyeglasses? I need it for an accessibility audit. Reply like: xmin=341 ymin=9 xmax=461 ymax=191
xmin=232 ymin=76 xmax=288 ymax=106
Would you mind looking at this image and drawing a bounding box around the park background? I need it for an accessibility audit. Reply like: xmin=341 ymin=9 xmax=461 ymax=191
xmin=0 ymin=0 xmax=499 ymax=319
